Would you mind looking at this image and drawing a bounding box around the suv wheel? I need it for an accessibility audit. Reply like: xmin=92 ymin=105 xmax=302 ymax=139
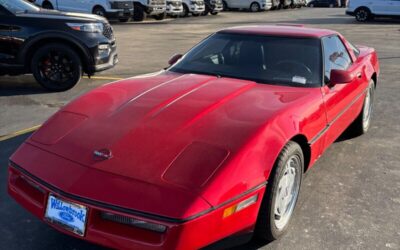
xmin=154 ymin=13 xmax=166 ymax=20
xmin=250 ymin=2 xmax=260 ymax=12
xmin=92 ymin=6 xmax=106 ymax=17
xmin=355 ymin=7 xmax=372 ymax=22
xmin=31 ymin=44 xmax=82 ymax=92
xmin=133 ymin=5 xmax=146 ymax=21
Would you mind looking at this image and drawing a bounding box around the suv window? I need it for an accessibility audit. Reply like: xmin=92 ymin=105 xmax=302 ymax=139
xmin=322 ymin=35 xmax=352 ymax=83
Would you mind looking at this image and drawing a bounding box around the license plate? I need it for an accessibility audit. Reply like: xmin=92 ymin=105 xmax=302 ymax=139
xmin=45 ymin=195 xmax=88 ymax=236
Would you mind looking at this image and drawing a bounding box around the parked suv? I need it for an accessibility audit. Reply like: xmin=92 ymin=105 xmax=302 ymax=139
xmin=346 ymin=0 xmax=400 ymax=22
xmin=0 ymin=0 xmax=117 ymax=91
xmin=181 ymin=0 xmax=205 ymax=16
xmin=133 ymin=0 xmax=166 ymax=21
xmin=203 ymin=0 xmax=223 ymax=15
xmin=223 ymin=0 xmax=272 ymax=12
xmin=34 ymin=0 xmax=134 ymax=22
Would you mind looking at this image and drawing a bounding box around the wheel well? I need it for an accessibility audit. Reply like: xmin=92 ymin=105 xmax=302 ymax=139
xmin=42 ymin=1 xmax=53 ymax=8
xmin=290 ymin=134 xmax=311 ymax=172
xmin=92 ymin=5 xmax=105 ymax=13
xmin=25 ymin=38 xmax=90 ymax=73
xmin=355 ymin=6 xmax=371 ymax=13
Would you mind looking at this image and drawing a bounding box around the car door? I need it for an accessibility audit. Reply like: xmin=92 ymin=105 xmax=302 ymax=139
xmin=369 ymin=0 xmax=391 ymax=15
xmin=387 ymin=0 xmax=400 ymax=15
xmin=0 ymin=6 xmax=15 ymax=65
xmin=320 ymin=35 xmax=366 ymax=146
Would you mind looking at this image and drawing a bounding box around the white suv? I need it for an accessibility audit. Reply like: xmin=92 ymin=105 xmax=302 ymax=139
xmin=346 ymin=0 xmax=400 ymax=22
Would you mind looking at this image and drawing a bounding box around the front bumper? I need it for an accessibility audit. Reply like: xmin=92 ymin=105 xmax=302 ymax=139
xmin=8 ymin=159 xmax=265 ymax=250
xmin=166 ymin=4 xmax=183 ymax=15
xmin=105 ymin=9 xmax=134 ymax=19
xmin=210 ymin=3 xmax=223 ymax=12
xmin=147 ymin=5 xmax=167 ymax=15
xmin=89 ymin=41 xmax=118 ymax=73
xmin=190 ymin=4 xmax=205 ymax=14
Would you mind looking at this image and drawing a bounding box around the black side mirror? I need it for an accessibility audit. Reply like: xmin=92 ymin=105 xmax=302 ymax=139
xmin=168 ymin=54 xmax=183 ymax=66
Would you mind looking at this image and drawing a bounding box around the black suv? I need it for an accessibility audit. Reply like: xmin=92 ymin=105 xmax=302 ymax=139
xmin=0 ymin=0 xmax=118 ymax=91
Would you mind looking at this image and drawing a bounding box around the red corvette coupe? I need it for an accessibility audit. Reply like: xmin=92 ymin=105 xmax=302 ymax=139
xmin=8 ymin=25 xmax=379 ymax=249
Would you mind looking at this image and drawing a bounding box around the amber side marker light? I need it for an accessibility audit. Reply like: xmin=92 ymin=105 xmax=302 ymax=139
xmin=223 ymin=194 xmax=259 ymax=218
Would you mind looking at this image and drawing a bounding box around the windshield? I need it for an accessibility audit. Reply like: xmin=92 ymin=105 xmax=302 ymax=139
xmin=169 ymin=33 xmax=322 ymax=87
xmin=0 ymin=0 xmax=40 ymax=14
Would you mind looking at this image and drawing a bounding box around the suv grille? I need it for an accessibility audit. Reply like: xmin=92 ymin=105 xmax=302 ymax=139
xmin=103 ymin=23 xmax=114 ymax=40
xmin=111 ymin=1 xmax=134 ymax=9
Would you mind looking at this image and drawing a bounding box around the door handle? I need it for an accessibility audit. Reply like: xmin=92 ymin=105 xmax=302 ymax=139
xmin=356 ymin=72 xmax=362 ymax=79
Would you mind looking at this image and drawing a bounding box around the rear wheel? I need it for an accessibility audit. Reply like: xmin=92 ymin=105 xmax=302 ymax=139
xmin=349 ymin=79 xmax=375 ymax=136
xmin=255 ymin=141 xmax=303 ymax=241
xmin=92 ymin=6 xmax=106 ymax=17
xmin=154 ymin=13 xmax=166 ymax=20
xmin=355 ymin=7 xmax=372 ymax=22
xmin=250 ymin=2 xmax=261 ymax=12
xmin=119 ymin=18 xmax=130 ymax=22
xmin=31 ymin=44 xmax=82 ymax=92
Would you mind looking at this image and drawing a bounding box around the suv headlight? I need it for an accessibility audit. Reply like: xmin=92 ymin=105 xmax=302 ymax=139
xmin=67 ymin=23 xmax=104 ymax=33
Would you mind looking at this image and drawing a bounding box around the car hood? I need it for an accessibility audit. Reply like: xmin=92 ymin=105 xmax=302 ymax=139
xmin=28 ymin=71 xmax=310 ymax=198
xmin=18 ymin=9 xmax=106 ymax=22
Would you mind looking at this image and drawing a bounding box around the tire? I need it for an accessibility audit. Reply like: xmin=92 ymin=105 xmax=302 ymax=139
xmin=181 ymin=4 xmax=189 ymax=17
xmin=192 ymin=13 xmax=200 ymax=16
xmin=92 ymin=6 xmax=106 ymax=17
xmin=154 ymin=13 xmax=166 ymax=20
xmin=255 ymin=141 xmax=304 ymax=241
xmin=42 ymin=1 xmax=54 ymax=9
xmin=349 ymin=79 xmax=375 ymax=136
xmin=329 ymin=3 xmax=334 ymax=7
xmin=133 ymin=5 xmax=146 ymax=21
xmin=223 ymin=1 xmax=229 ymax=11
xmin=31 ymin=44 xmax=82 ymax=92
xmin=250 ymin=2 xmax=261 ymax=12
xmin=309 ymin=3 xmax=314 ymax=7
xmin=355 ymin=7 xmax=372 ymax=22
xmin=211 ymin=11 xmax=218 ymax=15
xmin=119 ymin=18 xmax=130 ymax=22
xmin=271 ymin=0 xmax=280 ymax=10
xmin=202 ymin=5 xmax=210 ymax=16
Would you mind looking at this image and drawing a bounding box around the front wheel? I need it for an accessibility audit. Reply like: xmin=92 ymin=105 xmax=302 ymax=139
xmin=211 ymin=11 xmax=218 ymax=15
xmin=250 ymin=2 xmax=261 ymax=12
xmin=31 ymin=44 xmax=82 ymax=92
xmin=92 ymin=6 xmax=106 ymax=17
xmin=133 ymin=5 xmax=146 ymax=21
xmin=255 ymin=141 xmax=303 ymax=241
xmin=355 ymin=7 xmax=372 ymax=22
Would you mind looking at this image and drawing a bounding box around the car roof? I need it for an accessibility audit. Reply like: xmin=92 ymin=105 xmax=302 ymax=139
xmin=218 ymin=25 xmax=337 ymax=38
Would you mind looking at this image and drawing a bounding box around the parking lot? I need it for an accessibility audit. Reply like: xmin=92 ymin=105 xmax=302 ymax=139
xmin=1 ymin=7 xmax=400 ymax=250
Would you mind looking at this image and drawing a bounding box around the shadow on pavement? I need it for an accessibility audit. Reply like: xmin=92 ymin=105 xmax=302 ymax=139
xmin=0 ymin=76 xmax=48 ymax=96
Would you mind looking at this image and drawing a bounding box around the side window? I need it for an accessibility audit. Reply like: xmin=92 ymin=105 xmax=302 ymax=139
xmin=322 ymin=35 xmax=352 ymax=83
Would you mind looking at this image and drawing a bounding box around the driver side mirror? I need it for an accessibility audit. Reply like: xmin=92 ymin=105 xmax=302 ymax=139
xmin=329 ymin=69 xmax=353 ymax=86
xmin=168 ymin=54 xmax=183 ymax=66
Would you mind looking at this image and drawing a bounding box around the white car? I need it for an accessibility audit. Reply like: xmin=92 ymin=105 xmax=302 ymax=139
xmin=223 ymin=0 xmax=273 ymax=12
xmin=346 ymin=0 xmax=400 ymax=22
xmin=34 ymin=0 xmax=134 ymax=22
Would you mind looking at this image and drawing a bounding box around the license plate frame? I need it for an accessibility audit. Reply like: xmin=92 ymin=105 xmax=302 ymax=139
xmin=44 ymin=194 xmax=88 ymax=237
